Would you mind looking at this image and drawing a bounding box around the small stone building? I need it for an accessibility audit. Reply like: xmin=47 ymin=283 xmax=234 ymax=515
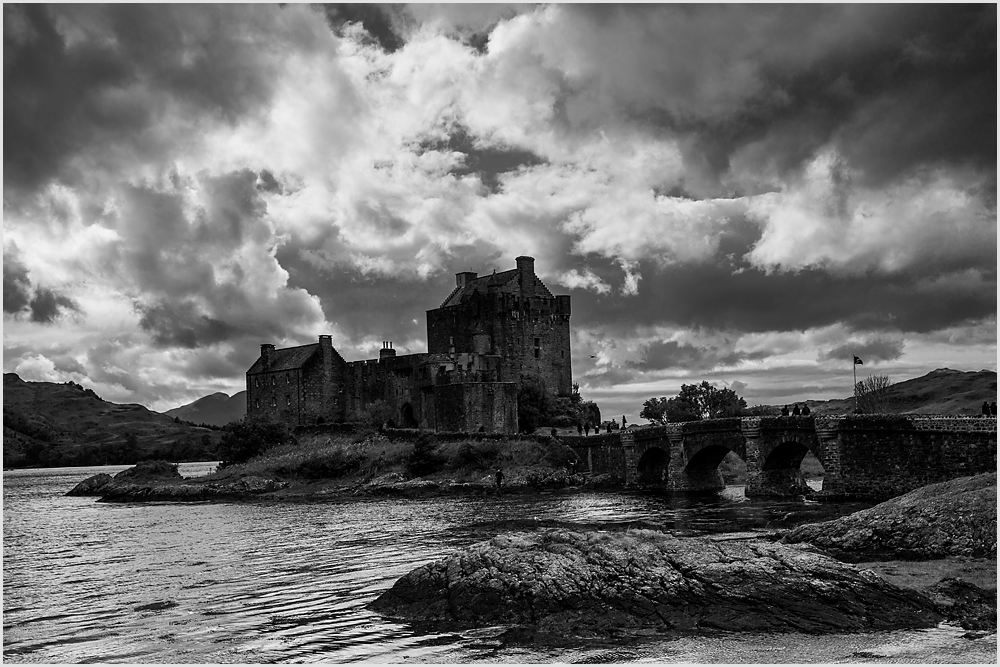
xmin=246 ymin=256 xmax=571 ymax=433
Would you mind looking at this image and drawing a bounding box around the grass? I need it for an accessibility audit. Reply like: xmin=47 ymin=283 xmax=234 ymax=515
xmin=204 ymin=431 xmax=581 ymax=485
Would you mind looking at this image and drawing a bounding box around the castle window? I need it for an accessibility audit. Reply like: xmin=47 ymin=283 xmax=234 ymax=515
xmin=255 ymin=399 xmax=260 ymax=409
xmin=255 ymin=378 xmax=259 ymax=387
xmin=534 ymin=337 xmax=540 ymax=347
xmin=270 ymin=397 xmax=276 ymax=407
xmin=286 ymin=374 xmax=290 ymax=384
xmin=286 ymin=395 xmax=291 ymax=406
xmin=271 ymin=376 xmax=276 ymax=386
xmin=534 ymin=349 xmax=540 ymax=358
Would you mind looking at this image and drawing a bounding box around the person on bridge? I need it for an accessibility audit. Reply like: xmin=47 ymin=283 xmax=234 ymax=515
xmin=801 ymin=404 xmax=811 ymax=415
xmin=584 ymin=423 xmax=591 ymax=436
xmin=781 ymin=405 xmax=789 ymax=416
xmin=792 ymin=404 xmax=801 ymax=416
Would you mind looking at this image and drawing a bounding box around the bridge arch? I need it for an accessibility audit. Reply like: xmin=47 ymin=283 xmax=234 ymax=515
xmin=751 ymin=436 xmax=823 ymax=496
xmin=636 ymin=446 xmax=669 ymax=484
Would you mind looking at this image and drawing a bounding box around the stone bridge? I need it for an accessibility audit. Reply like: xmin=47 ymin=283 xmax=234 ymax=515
xmin=564 ymin=415 xmax=997 ymax=499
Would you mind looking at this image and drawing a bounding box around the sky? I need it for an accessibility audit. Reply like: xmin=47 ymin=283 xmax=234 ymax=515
xmin=3 ymin=4 xmax=997 ymax=420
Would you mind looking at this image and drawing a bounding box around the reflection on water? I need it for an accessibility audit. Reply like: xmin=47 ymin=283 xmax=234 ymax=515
xmin=3 ymin=466 xmax=994 ymax=663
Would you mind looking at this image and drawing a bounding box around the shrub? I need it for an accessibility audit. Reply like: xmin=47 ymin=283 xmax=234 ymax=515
xmin=407 ymin=434 xmax=446 ymax=477
xmin=218 ymin=418 xmax=291 ymax=466
xmin=449 ymin=440 xmax=502 ymax=470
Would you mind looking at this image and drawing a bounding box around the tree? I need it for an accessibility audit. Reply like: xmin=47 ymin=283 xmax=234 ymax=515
xmin=359 ymin=400 xmax=395 ymax=429
xmin=218 ymin=417 xmax=290 ymax=465
xmin=640 ymin=382 xmax=748 ymax=424
xmin=517 ymin=379 xmax=551 ymax=434
xmin=855 ymin=374 xmax=892 ymax=414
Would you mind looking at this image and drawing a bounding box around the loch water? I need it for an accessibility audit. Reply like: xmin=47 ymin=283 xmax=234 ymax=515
xmin=3 ymin=465 xmax=995 ymax=663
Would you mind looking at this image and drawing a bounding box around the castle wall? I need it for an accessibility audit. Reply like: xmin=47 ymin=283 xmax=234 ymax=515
xmin=426 ymin=265 xmax=572 ymax=396
xmin=247 ymin=368 xmax=304 ymax=424
xmin=434 ymin=382 xmax=518 ymax=433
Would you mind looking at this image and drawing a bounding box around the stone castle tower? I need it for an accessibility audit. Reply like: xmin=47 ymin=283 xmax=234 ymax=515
xmin=246 ymin=256 xmax=572 ymax=432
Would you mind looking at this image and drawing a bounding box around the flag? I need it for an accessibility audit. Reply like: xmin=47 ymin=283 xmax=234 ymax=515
xmin=853 ymin=355 xmax=864 ymax=365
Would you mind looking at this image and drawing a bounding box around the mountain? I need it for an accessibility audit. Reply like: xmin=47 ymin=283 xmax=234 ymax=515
xmin=165 ymin=391 xmax=246 ymax=427
xmin=3 ymin=373 xmax=221 ymax=468
xmin=804 ymin=368 xmax=997 ymax=416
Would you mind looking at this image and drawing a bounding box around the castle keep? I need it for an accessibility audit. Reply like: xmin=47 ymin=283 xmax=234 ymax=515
xmin=246 ymin=257 xmax=571 ymax=433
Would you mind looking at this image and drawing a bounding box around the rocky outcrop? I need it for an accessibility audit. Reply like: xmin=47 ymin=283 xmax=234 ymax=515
xmin=67 ymin=473 xmax=115 ymax=495
xmin=97 ymin=475 xmax=289 ymax=501
xmin=926 ymin=578 xmax=997 ymax=631
xmin=68 ymin=461 xmax=288 ymax=501
xmin=369 ymin=529 xmax=941 ymax=637
xmin=67 ymin=461 xmax=182 ymax=496
xmin=782 ymin=473 xmax=997 ymax=561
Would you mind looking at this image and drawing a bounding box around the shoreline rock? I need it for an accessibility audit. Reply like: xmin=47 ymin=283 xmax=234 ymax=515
xmin=781 ymin=473 xmax=997 ymax=561
xmin=369 ymin=528 xmax=942 ymax=638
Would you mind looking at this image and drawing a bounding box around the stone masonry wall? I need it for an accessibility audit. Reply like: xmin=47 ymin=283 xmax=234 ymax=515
xmin=832 ymin=416 xmax=996 ymax=499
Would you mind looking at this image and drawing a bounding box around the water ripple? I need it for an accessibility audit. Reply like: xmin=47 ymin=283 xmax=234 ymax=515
xmin=7 ymin=464 xmax=972 ymax=664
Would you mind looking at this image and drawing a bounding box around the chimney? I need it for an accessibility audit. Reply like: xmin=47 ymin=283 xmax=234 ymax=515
xmin=515 ymin=256 xmax=535 ymax=275
xmin=456 ymin=271 xmax=478 ymax=288
xmin=260 ymin=344 xmax=275 ymax=370
xmin=379 ymin=341 xmax=396 ymax=360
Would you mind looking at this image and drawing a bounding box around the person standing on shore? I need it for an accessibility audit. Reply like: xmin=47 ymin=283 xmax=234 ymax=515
xmin=495 ymin=468 xmax=504 ymax=495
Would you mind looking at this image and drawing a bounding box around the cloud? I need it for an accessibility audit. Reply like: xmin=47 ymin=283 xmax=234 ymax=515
xmin=3 ymin=4 xmax=329 ymax=197
xmin=745 ymin=153 xmax=996 ymax=276
xmin=821 ymin=339 xmax=906 ymax=365
xmin=2 ymin=245 xmax=80 ymax=323
xmin=2 ymin=5 xmax=994 ymax=413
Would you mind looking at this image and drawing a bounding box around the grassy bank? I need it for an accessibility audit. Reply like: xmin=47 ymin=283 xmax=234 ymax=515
xmin=203 ymin=430 xmax=581 ymax=488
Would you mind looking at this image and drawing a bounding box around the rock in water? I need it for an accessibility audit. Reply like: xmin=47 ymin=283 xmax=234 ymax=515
xmin=369 ymin=529 xmax=941 ymax=637
xmin=67 ymin=473 xmax=115 ymax=495
xmin=782 ymin=473 xmax=997 ymax=561
xmin=113 ymin=460 xmax=183 ymax=482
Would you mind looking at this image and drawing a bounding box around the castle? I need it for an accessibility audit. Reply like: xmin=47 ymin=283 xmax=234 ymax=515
xmin=246 ymin=256 xmax=572 ymax=433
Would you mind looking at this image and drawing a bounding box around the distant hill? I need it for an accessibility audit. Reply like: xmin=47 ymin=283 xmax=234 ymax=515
xmin=165 ymin=391 xmax=246 ymax=427
xmin=3 ymin=373 xmax=221 ymax=468
xmin=804 ymin=368 xmax=997 ymax=416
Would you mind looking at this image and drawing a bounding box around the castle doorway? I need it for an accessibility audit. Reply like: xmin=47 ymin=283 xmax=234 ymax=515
xmin=401 ymin=403 xmax=418 ymax=428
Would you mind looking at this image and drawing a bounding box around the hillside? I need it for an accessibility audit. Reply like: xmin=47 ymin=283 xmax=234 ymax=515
xmin=165 ymin=391 xmax=246 ymax=427
xmin=805 ymin=368 xmax=997 ymax=416
xmin=3 ymin=373 xmax=221 ymax=468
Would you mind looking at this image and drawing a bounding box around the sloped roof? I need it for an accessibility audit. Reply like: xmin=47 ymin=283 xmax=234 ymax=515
xmin=439 ymin=269 xmax=518 ymax=307
xmin=247 ymin=343 xmax=319 ymax=374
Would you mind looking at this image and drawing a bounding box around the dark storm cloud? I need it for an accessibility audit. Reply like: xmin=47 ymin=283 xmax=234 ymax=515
xmin=29 ymin=288 xmax=79 ymax=324
xmin=275 ymin=246 xmax=451 ymax=348
xmin=821 ymin=339 xmax=906 ymax=365
xmin=417 ymin=124 xmax=546 ymax=194
xmin=2 ymin=245 xmax=79 ymax=323
xmin=566 ymin=4 xmax=995 ymax=193
xmin=628 ymin=341 xmax=770 ymax=372
xmin=322 ymin=4 xmax=405 ymax=53
xmin=137 ymin=301 xmax=238 ymax=349
xmin=3 ymin=249 xmax=32 ymax=313
xmin=3 ymin=4 xmax=292 ymax=195
xmin=568 ymin=251 xmax=995 ymax=339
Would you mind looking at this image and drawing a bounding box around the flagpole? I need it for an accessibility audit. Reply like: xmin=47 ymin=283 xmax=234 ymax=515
xmin=853 ymin=355 xmax=857 ymax=413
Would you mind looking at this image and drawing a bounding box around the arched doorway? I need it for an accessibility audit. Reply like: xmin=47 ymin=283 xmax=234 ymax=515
xmin=400 ymin=403 xmax=418 ymax=428
xmin=636 ymin=446 xmax=669 ymax=484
